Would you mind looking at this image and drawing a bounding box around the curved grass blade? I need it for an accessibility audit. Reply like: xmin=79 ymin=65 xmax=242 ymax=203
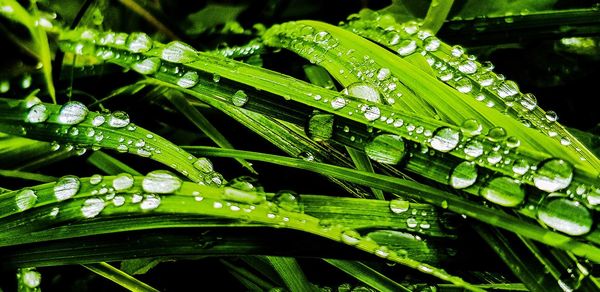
xmin=422 ymin=0 xmax=455 ymax=33
xmin=83 ymin=262 xmax=159 ymax=292
xmin=265 ymin=256 xmax=316 ymax=292
xmin=0 ymin=97 xmax=220 ymax=184
xmin=0 ymin=175 xmax=481 ymax=291
xmin=324 ymin=259 xmax=409 ymax=292
xmin=182 ymin=145 xmax=600 ymax=263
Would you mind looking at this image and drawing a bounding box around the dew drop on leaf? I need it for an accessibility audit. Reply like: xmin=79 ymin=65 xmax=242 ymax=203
xmin=537 ymin=196 xmax=593 ymax=236
xmin=57 ymin=101 xmax=88 ymax=125
xmin=449 ymin=161 xmax=477 ymax=189
xmin=430 ymin=127 xmax=460 ymax=152
xmin=330 ymin=97 xmax=347 ymax=110
xmin=397 ymin=40 xmax=416 ymax=56
xmin=533 ymin=159 xmax=573 ymax=192
xmin=365 ymin=134 xmax=405 ymax=164
xmin=112 ymin=173 xmax=134 ymax=191
xmin=54 ymin=175 xmax=81 ymax=201
xmin=81 ymin=197 xmax=105 ymax=218
xmin=161 ymin=41 xmax=197 ymax=63
xmin=232 ymin=90 xmax=248 ymax=107
xmin=176 ymin=71 xmax=199 ymax=88
xmin=132 ymin=57 xmax=161 ymax=75
xmin=25 ymin=104 xmax=49 ymax=123
xmin=389 ymin=199 xmax=410 ymax=214
xmin=140 ymin=194 xmax=161 ymax=210
xmin=142 ymin=170 xmax=182 ymax=194
xmin=15 ymin=189 xmax=37 ymax=211
xmin=126 ymin=32 xmax=153 ymax=53
xmin=193 ymin=157 xmax=214 ymax=173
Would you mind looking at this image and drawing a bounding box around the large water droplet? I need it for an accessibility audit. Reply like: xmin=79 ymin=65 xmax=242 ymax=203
xmin=496 ymin=80 xmax=519 ymax=98
xmin=520 ymin=93 xmax=537 ymax=111
xmin=232 ymin=90 xmax=248 ymax=107
xmin=363 ymin=105 xmax=381 ymax=121
xmin=390 ymin=199 xmax=410 ymax=213
xmin=92 ymin=115 xmax=105 ymax=126
xmin=397 ymin=40 xmax=417 ymax=56
xmin=306 ymin=113 xmax=334 ymax=141
xmin=449 ymin=161 xmax=477 ymax=189
xmin=54 ymin=175 xmax=81 ymax=201
xmin=161 ymin=41 xmax=197 ymax=63
xmin=464 ymin=139 xmax=484 ymax=158
xmin=537 ymin=197 xmax=593 ymax=236
xmin=15 ymin=189 xmax=37 ymax=211
xmin=108 ymin=111 xmax=130 ymax=128
xmin=57 ymin=101 xmax=88 ymax=125
xmin=81 ymin=197 xmax=105 ymax=218
xmin=430 ymin=127 xmax=460 ymax=152
xmin=365 ymin=134 xmax=405 ymax=164
xmin=344 ymin=83 xmax=381 ymax=103
xmin=275 ymin=191 xmax=300 ymax=212
xmin=176 ymin=71 xmax=199 ymax=88
xmin=533 ymin=159 xmax=573 ymax=192
xmin=458 ymin=60 xmax=478 ymax=74
xmin=132 ymin=57 xmax=161 ymax=75
xmin=193 ymin=157 xmax=213 ymax=173
xmin=460 ymin=119 xmax=482 ymax=136
xmin=423 ymin=37 xmax=440 ymax=51
xmin=331 ymin=97 xmax=347 ymax=109
xmin=142 ymin=170 xmax=182 ymax=194
xmin=25 ymin=104 xmax=49 ymax=123
xmin=140 ymin=194 xmax=161 ymax=210
xmin=126 ymin=32 xmax=153 ymax=53
xmin=112 ymin=173 xmax=134 ymax=191
xmin=480 ymin=176 xmax=525 ymax=207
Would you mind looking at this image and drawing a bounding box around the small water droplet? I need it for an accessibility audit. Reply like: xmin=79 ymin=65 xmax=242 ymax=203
xmin=430 ymin=127 xmax=460 ymax=152
xmin=176 ymin=71 xmax=199 ymax=88
xmin=545 ymin=110 xmax=558 ymax=122
xmin=496 ymin=80 xmax=519 ymax=98
xmin=376 ymin=68 xmax=391 ymax=81
xmin=341 ymin=229 xmax=361 ymax=245
xmin=451 ymin=45 xmax=465 ymax=57
xmin=131 ymin=57 xmax=161 ymax=75
xmin=390 ymin=199 xmax=410 ymax=213
xmin=365 ymin=134 xmax=405 ymax=164
xmin=537 ymin=196 xmax=593 ymax=236
xmin=57 ymin=101 xmax=88 ymax=125
xmin=512 ymin=159 xmax=530 ymax=175
xmin=108 ymin=111 xmax=130 ymax=128
xmin=231 ymin=90 xmax=248 ymax=107
xmin=533 ymin=159 xmax=573 ymax=192
xmin=161 ymin=41 xmax=197 ymax=63
xmin=54 ymin=175 xmax=81 ymax=201
xmin=20 ymin=268 xmax=41 ymax=288
xmin=81 ymin=197 xmax=105 ymax=218
xmin=142 ymin=170 xmax=182 ymax=194
xmin=460 ymin=119 xmax=482 ymax=136
xmin=331 ymin=97 xmax=347 ymax=109
xmin=92 ymin=115 xmax=105 ymax=126
xmin=126 ymin=32 xmax=153 ymax=53
xmin=487 ymin=127 xmax=507 ymax=142
xmin=113 ymin=195 xmax=125 ymax=206
xmin=397 ymin=40 xmax=417 ymax=56
xmin=456 ymin=78 xmax=472 ymax=93
xmin=520 ymin=93 xmax=537 ymax=111
xmin=112 ymin=173 xmax=134 ymax=191
xmin=449 ymin=161 xmax=477 ymax=189
xmin=423 ymin=37 xmax=440 ymax=51
xmin=140 ymin=194 xmax=161 ymax=210
xmin=90 ymin=174 xmax=103 ymax=185
xmin=363 ymin=105 xmax=381 ymax=121
xmin=15 ymin=189 xmax=37 ymax=211
xmin=406 ymin=217 xmax=418 ymax=228
xmin=25 ymin=104 xmax=49 ymax=123
xmin=480 ymin=176 xmax=525 ymax=207
xmin=458 ymin=60 xmax=478 ymax=74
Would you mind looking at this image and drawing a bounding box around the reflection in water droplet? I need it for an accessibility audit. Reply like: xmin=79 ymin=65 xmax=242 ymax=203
xmin=449 ymin=161 xmax=477 ymax=189
xmin=464 ymin=139 xmax=484 ymax=158
xmin=126 ymin=32 xmax=153 ymax=53
xmin=331 ymin=97 xmax=347 ymax=110
xmin=423 ymin=37 xmax=440 ymax=51
xmin=108 ymin=111 xmax=130 ymax=128
xmin=341 ymin=230 xmax=361 ymax=245
xmin=345 ymin=83 xmax=381 ymax=103
xmin=460 ymin=119 xmax=482 ymax=136
xmin=57 ymin=101 xmax=88 ymax=125
xmin=363 ymin=105 xmax=381 ymax=121
xmin=537 ymin=197 xmax=593 ymax=236
xmin=161 ymin=41 xmax=197 ymax=63
xmin=430 ymin=127 xmax=460 ymax=152
xmin=365 ymin=134 xmax=405 ymax=164
xmin=177 ymin=71 xmax=199 ymax=88
xmin=193 ymin=157 xmax=214 ymax=173
xmin=81 ymin=198 xmax=105 ymax=218
xmin=112 ymin=173 xmax=134 ymax=191
xmin=140 ymin=194 xmax=161 ymax=210
xmin=306 ymin=113 xmax=334 ymax=141
xmin=480 ymin=176 xmax=525 ymax=207
xmin=92 ymin=115 xmax=106 ymax=127
xmin=533 ymin=159 xmax=573 ymax=192
xmin=15 ymin=189 xmax=37 ymax=211
xmin=520 ymin=93 xmax=537 ymax=111
xmin=21 ymin=268 xmax=41 ymax=288
xmin=54 ymin=175 xmax=81 ymax=201
xmin=512 ymin=159 xmax=530 ymax=176
xmin=390 ymin=199 xmax=410 ymax=214
xmin=458 ymin=60 xmax=478 ymax=74
xmin=232 ymin=90 xmax=248 ymax=107
xmin=142 ymin=170 xmax=182 ymax=194
xmin=26 ymin=104 xmax=49 ymax=123
xmin=131 ymin=57 xmax=161 ymax=75
xmin=397 ymin=40 xmax=417 ymax=56
xmin=377 ymin=68 xmax=391 ymax=81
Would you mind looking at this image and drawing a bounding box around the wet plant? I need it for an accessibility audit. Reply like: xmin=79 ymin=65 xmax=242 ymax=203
xmin=1 ymin=0 xmax=600 ymax=291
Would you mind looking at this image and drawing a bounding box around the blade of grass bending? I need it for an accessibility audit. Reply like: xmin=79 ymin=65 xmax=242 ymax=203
xmin=88 ymin=151 xmax=142 ymax=176
xmin=83 ymin=262 xmax=159 ymax=292
xmin=0 ymin=169 xmax=56 ymax=183
xmin=324 ymin=259 xmax=410 ymax=292
xmin=165 ymin=90 xmax=257 ymax=174
xmin=182 ymin=146 xmax=600 ymax=263
xmin=266 ymin=256 xmax=316 ymax=292
xmin=421 ymin=0 xmax=455 ymax=33
xmin=220 ymin=259 xmax=275 ymax=291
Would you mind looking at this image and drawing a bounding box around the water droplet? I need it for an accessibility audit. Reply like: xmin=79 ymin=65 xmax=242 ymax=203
xmin=331 ymin=97 xmax=347 ymax=109
xmin=374 ymin=246 xmax=390 ymax=258
xmin=21 ymin=74 xmax=32 ymax=89
xmin=142 ymin=170 xmax=182 ymax=194
xmin=545 ymin=110 xmax=558 ymax=122
xmin=376 ymin=68 xmax=391 ymax=81
xmin=306 ymin=113 xmax=334 ymax=141
xmin=496 ymin=80 xmax=519 ymax=98
xmin=81 ymin=198 xmax=105 ymax=218
xmin=212 ymin=74 xmax=221 ymax=82
xmin=345 ymin=83 xmax=381 ymax=103
xmin=520 ymin=93 xmax=537 ymax=111
xmin=126 ymin=32 xmax=153 ymax=53
xmin=57 ymin=101 xmax=88 ymax=125
xmin=54 ymin=175 xmax=81 ymax=201
xmin=451 ymin=45 xmax=464 ymax=57
xmin=487 ymin=150 xmax=502 ymax=164
xmin=15 ymin=189 xmax=37 ymax=211
xmin=423 ymin=37 xmax=440 ymax=51
xmin=365 ymin=134 xmax=405 ymax=164
xmin=113 ymin=195 xmax=125 ymax=206
xmin=430 ymin=127 xmax=460 ymax=152
xmin=341 ymin=230 xmax=361 ymax=245
xmin=406 ymin=217 xmax=418 ymax=228
xmin=363 ymin=105 xmax=381 ymax=121
xmin=487 ymin=127 xmax=507 ymax=142
xmin=449 ymin=161 xmax=477 ymax=189
xmin=131 ymin=57 xmax=161 ymax=75
xmin=25 ymin=104 xmax=49 ymax=123
xmin=537 ymin=197 xmax=592 ymax=236
xmin=92 ymin=115 xmax=105 ymax=126
xmin=397 ymin=40 xmax=417 ymax=56
xmin=390 ymin=199 xmax=410 ymax=213
xmin=437 ymin=69 xmax=453 ymax=81
xmin=512 ymin=159 xmax=530 ymax=175
xmin=112 ymin=173 xmax=134 ymax=191
xmin=505 ymin=136 xmax=521 ymax=148
xmin=140 ymin=194 xmax=161 ymax=210
xmin=176 ymin=71 xmax=199 ymax=88
xmin=458 ymin=60 xmax=478 ymax=74
xmin=480 ymin=176 xmax=525 ymax=207
xmin=90 ymin=174 xmax=103 ymax=185
xmin=460 ymin=119 xmax=482 ymax=136
xmin=456 ymin=78 xmax=472 ymax=93
xmin=117 ymin=144 xmax=128 ymax=153
xmin=108 ymin=111 xmax=130 ymax=128
xmin=0 ymin=80 xmax=9 ymax=93
xmin=533 ymin=159 xmax=573 ymax=192
xmin=232 ymin=90 xmax=248 ymax=107
xmin=21 ymin=269 xmax=41 ymax=288
xmin=193 ymin=157 xmax=213 ymax=173
xmin=161 ymin=41 xmax=197 ymax=63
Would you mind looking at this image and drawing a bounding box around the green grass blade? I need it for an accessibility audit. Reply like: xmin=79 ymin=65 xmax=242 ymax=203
xmin=265 ymin=256 xmax=316 ymax=292
xmin=220 ymin=259 xmax=275 ymax=291
xmin=0 ymin=169 xmax=56 ymax=183
xmin=83 ymin=262 xmax=159 ymax=292
xmin=324 ymin=259 xmax=410 ymax=292
xmin=87 ymin=151 xmax=142 ymax=176
xmin=422 ymin=0 xmax=455 ymax=33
